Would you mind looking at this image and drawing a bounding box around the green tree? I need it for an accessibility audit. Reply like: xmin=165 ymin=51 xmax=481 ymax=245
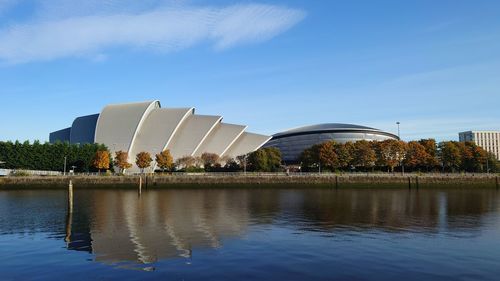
xmin=248 ymin=147 xmax=282 ymax=172
xmin=439 ymin=141 xmax=461 ymax=172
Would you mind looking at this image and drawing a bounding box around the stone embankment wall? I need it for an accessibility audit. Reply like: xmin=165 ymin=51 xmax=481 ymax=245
xmin=0 ymin=173 xmax=499 ymax=188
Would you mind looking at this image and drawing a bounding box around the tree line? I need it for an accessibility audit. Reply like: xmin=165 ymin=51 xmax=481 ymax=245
xmin=0 ymin=141 xmax=107 ymax=172
xmin=300 ymin=139 xmax=499 ymax=173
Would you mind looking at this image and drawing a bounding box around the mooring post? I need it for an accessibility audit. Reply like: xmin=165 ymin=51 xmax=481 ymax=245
xmin=65 ymin=180 xmax=74 ymax=243
xmin=138 ymin=176 xmax=142 ymax=195
xmin=335 ymin=175 xmax=339 ymax=189
xmin=408 ymin=177 xmax=411 ymax=189
xmin=68 ymin=180 xmax=73 ymax=213
xmin=416 ymin=176 xmax=419 ymax=189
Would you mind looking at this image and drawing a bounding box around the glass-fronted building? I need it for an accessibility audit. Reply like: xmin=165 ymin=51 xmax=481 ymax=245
xmin=263 ymin=123 xmax=399 ymax=163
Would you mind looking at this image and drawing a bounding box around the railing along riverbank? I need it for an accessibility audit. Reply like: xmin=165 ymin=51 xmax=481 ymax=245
xmin=0 ymin=172 xmax=499 ymax=188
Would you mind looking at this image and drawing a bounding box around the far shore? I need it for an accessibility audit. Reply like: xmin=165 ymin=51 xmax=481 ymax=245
xmin=0 ymin=173 xmax=499 ymax=189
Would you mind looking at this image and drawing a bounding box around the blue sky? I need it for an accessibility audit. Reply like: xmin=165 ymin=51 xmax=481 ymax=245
xmin=1 ymin=0 xmax=499 ymax=142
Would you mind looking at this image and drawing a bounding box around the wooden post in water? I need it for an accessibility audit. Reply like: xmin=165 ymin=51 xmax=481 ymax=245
xmin=65 ymin=180 xmax=73 ymax=243
xmin=335 ymin=175 xmax=339 ymax=189
xmin=416 ymin=176 xmax=419 ymax=189
xmin=68 ymin=180 xmax=73 ymax=213
xmin=408 ymin=177 xmax=411 ymax=189
xmin=138 ymin=176 xmax=142 ymax=195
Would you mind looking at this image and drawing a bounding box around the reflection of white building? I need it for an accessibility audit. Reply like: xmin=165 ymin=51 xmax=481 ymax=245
xmin=459 ymin=131 xmax=500 ymax=160
xmin=88 ymin=190 xmax=250 ymax=265
xmin=50 ymin=101 xmax=271 ymax=172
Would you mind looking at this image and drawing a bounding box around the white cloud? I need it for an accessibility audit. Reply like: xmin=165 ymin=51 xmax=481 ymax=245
xmin=0 ymin=3 xmax=306 ymax=64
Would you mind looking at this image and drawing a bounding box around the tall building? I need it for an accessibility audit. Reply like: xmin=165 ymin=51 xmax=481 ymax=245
xmin=459 ymin=131 xmax=500 ymax=160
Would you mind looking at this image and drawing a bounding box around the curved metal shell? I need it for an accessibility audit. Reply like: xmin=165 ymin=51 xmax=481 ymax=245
xmin=95 ymin=101 xmax=160 ymax=156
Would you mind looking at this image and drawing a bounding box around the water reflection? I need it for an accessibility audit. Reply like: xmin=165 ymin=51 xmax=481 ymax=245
xmin=1 ymin=188 xmax=499 ymax=267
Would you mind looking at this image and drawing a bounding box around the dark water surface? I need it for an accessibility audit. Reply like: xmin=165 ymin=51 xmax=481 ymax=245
xmin=1 ymin=187 xmax=500 ymax=280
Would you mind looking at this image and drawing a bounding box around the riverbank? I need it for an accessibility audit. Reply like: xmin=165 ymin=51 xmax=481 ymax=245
xmin=0 ymin=173 xmax=499 ymax=188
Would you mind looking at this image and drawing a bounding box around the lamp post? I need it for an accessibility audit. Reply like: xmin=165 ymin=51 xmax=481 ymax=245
xmin=63 ymin=156 xmax=67 ymax=176
xmin=396 ymin=122 xmax=404 ymax=175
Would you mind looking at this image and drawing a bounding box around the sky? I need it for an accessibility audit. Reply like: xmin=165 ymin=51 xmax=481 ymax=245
xmin=0 ymin=0 xmax=499 ymax=142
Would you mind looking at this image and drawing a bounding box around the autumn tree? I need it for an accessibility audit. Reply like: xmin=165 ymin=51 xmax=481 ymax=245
xmin=404 ymin=141 xmax=429 ymax=171
xmin=352 ymin=140 xmax=376 ymax=171
xmin=335 ymin=141 xmax=354 ymax=170
xmin=155 ymin=149 xmax=174 ymax=172
xmin=136 ymin=152 xmax=153 ymax=174
xmin=201 ymin=153 xmax=220 ymax=171
xmin=175 ymin=156 xmax=196 ymax=170
xmin=439 ymin=142 xmax=461 ymax=172
xmin=114 ymin=150 xmax=132 ymax=174
xmin=92 ymin=150 xmax=110 ymax=174
xmin=418 ymin=139 xmax=439 ymax=170
xmin=318 ymin=141 xmax=338 ymax=171
xmin=299 ymin=144 xmax=320 ymax=171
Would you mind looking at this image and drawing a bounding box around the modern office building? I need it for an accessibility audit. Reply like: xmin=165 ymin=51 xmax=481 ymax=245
xmin=50 ymin=100 xmax=271 ymax=173
xmin=459 ymin=131 xmax=500 ymax=160
xmin=263 ymin=123 xmax=399 ymax=163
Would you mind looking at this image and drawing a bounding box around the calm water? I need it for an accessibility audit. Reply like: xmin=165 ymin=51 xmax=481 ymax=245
xmin=1 ymin=187 xmax=500 ymax=281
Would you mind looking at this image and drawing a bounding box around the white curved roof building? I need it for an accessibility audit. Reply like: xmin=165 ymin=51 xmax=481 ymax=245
xmin=50 ymin=101 xmax=271 ymax=173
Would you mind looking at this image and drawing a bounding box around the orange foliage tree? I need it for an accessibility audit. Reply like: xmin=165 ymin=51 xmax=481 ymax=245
xmin=155 ymin=149 xmax=174 ymax=172
xmin=92 ymin=150 xmax=110 ymax=174
xmin=136 ymin=151 xmax=153 ymax=174
xmin=114 ymin=150 xmax=132 ymax=174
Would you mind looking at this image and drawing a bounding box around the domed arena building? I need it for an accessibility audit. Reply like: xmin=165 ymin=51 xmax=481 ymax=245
xmin=50 ymin=100 xmax=271 ymax=173
xmin=263 ymin=123 xmax=399 ymax=163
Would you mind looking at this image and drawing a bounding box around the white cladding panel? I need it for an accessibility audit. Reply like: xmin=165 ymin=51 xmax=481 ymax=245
xmin=167 ymin=115 xmax=222 ymax=159
xmin=127 ymin=108 xmax=194 ymax=173
xmin=194 ymin=123 xmax=247 ymax=157
xmin=95 ymin=101 xmax=160 ymax=155
xmin=224 ymin=132 xmax=271 ymax=158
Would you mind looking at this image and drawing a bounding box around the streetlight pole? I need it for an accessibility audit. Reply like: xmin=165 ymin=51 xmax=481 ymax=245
xmin=63 ymin=156 xmax=67 ymax=176
xmin=396 ymin=122 xmax=404 ymax=175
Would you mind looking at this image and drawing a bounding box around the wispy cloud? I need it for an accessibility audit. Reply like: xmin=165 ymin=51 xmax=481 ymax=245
xmin=0 ymin=2 xmax=306 ymax=64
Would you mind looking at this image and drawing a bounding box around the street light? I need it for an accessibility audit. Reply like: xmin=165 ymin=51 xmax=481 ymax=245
xmin=396 ymin=122 xmax=404 ymax=175
xmin=63 ymin=156 xmax=67 ymax=176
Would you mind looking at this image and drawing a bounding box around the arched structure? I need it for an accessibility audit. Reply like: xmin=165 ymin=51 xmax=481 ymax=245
xmin=50 ymin=100 xmax=270 ymax=173
xmin=263 ymin=123 xmax=399 ymax=163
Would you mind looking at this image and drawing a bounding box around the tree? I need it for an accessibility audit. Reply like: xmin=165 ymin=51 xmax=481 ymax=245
xmin=114 ymin=150 xmax=132 ymax=174
xmin=418 ymin=139 xmax=440 ymax=170
xmin=404 ymin=141 xmax=429 ymax=171
xmin=93 ymin=150 xmax=110 ymax=174
xmin=155 ymin=149 xmax=174 ymax=172
xmin=439 ymin=141 xmax=461 ymax=172
xmin=318 ymin=141 xmax=338 ymax=171
xmin=375 ymin=139 xmax=407 ymax=172
xmin=248 ymin=147 xmax=282 ymax=172
xmin=335 ymin=142 xmax=354 ymax=170
xmin=175 ymin=156 xmax=196 ymax=170
xmin=299 ymin=144 xmax=320 ymax=171
xmin=136 ymin=152 xmax=153 ymax=174
xmin=201 ymin=152 xmax=219 ymax=171
xmin=352 ymin=140 xmax=376 ymax=170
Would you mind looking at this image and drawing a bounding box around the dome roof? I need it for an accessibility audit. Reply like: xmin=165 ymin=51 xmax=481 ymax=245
xmin=273 ymin=123 xmax=398 ymax=139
